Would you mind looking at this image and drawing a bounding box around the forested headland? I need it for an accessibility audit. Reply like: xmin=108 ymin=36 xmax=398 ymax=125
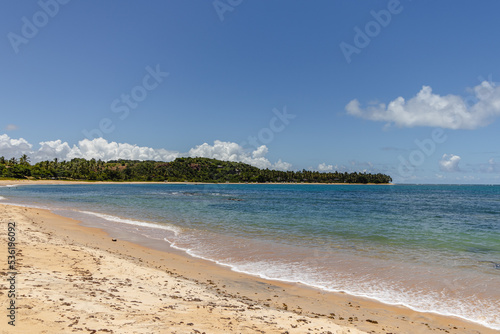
xmin=0 ymin=155 xmax=392 ymax=184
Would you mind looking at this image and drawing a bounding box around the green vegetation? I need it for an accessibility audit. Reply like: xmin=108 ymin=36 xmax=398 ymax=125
xmin=0 ymin=155 xmax=392 ymax=184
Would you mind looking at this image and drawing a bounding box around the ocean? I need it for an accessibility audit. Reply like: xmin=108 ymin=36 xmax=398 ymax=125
xmin=0 ymin=183 xmax=499 ymax=330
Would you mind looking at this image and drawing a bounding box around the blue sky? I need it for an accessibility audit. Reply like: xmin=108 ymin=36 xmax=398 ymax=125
xmin=1 ymin=0 xmax=500 ymax=184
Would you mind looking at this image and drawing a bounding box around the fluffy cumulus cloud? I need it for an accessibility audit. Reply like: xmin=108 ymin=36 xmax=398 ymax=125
xmin=0 ymin=135 xmax=292 ymax=171
xmin=30 ymin=138 xmax=181 ymax=162
xmin=346 ymin=81 xmax=500 ymax=129
xmin=272 ymin=159 xmax=292 ymax=171
xmin=0 ymin=134 xmax=32 ymax=158
xmin=76 ymin=138 xmax=180 ymax=162
xmin=318 ymin=163 xmax=334 ymax=172
xmin=188 ymin=140 xmax=291 ymax=170
xmin=439 ymin=154 xmax=461 ymax=172
xmin=36 ymin=140 xmax=81 ymax=161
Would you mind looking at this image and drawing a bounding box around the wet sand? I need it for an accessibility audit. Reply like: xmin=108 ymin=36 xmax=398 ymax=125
xmin=0 ymin=182 xmax=496 ymax=333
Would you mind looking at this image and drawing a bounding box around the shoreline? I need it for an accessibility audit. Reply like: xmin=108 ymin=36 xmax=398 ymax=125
xmin=0 ymin=202 xmax=496 ymax=333
xmin=0 ymin=179 xmax=394 ymax=186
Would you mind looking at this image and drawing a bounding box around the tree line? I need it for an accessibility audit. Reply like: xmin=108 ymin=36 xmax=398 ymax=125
xmin=0 ymin=155 xmax=392 ymax=184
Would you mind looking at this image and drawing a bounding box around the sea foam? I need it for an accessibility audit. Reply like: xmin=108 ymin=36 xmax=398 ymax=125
xmin=79 ymin=210 xmax=182 ymax=236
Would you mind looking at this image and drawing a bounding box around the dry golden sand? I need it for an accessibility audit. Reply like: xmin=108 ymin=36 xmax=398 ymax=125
xmin=0 ymin=181 xmax=496 ymax=333
xmin=0 ymin=205 xmax=367 ymax=334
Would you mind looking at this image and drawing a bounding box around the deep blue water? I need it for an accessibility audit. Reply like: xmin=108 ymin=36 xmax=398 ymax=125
xmin=1 ymin=183 xmax=499 ymax=329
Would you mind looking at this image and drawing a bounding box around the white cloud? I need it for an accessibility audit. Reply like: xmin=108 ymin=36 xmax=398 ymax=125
xmin=271 ymin=159 xmax=292 ymax=171
xmin=5 ymin=124 xmax=18 ymax=131
xmin=188 ymin=140 xmax=291 ymax=170
xmin=252 ymin=145 xmax=268 ymax=158
xmin=346 ymin=81 xmax=500 ymax=129
xmin=439 ymin=154 xmax=461 ymax=172
xmin=36 ymin=140 xmax=81 ymax=161
xmin=76 ymin=138 xmax=180 ymax=162
xmin=317 ymin=161 xmax=379 ymax=173
xmin=318 ymin=163 xmax=334 ymax=172
xmin=189 ymin=140 xmax=245 ymax=162
xmin=32 ymin=138 xmax=181 ymax=162
xmin=0 ymin=134 xmax=32 ymax=158
xmin=477 ymin=158 xmax=500 ymax=174
xmin=486 ymin=158 xmax=500 ymax=173
xmin=0 ymin=135 xmax=292 ymax=171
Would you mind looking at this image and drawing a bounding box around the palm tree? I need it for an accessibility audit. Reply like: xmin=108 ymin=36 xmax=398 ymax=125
xmin=19 ymin=154 xmax=31 ymax=166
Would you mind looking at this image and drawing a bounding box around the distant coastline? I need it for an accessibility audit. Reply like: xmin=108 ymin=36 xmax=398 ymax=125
xmin=0 ymin=179 xmax=394 ymax=186
xmin=0 ymin=156 xmax=392 ymax=184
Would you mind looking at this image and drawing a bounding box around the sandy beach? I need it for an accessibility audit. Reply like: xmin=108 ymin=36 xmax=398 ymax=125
xmin=0 ymin=181 xmax=497 ymax=333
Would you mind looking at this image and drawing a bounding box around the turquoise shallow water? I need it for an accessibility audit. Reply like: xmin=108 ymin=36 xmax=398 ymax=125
xmin=1 ymin=183 xmax=499 ymax=329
